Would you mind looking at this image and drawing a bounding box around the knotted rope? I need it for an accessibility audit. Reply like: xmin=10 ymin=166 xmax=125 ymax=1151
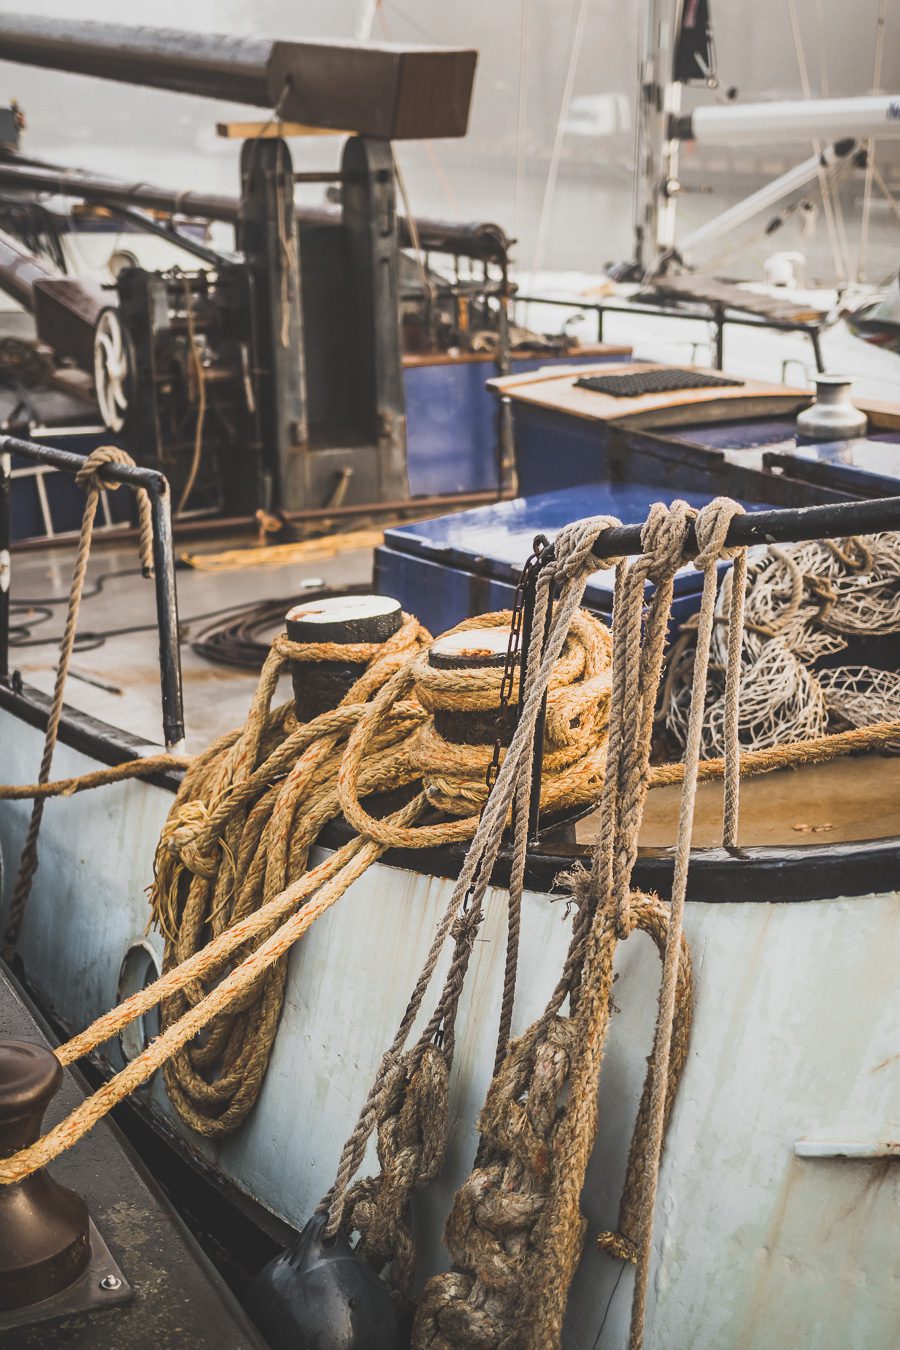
xmin=2 ymin=446 xmax=154 ymax=959
xmin=315 ymin=520 xmax=622 ymax=1305
xmin=0 ymin=599 xmax=612 ymax=1186
xmin=414 ymin=499 xmax=747 ymax=1350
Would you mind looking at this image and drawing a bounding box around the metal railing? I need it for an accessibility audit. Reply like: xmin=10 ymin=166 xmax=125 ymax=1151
xmin=514 ymin=293 xmax=826 ymax=374
xmin=0 ymin=435 xmax=185 ymax=747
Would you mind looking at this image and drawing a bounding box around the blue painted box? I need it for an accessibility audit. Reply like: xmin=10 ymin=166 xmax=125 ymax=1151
xmin=403 ymin=349 xmax=627 ymax=497
xmin=376 ymin=482 xmax=775 ymax=637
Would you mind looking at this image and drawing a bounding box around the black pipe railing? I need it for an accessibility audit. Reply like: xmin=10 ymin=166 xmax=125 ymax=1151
xmin=522 ymin=492 xmax=900 ymax=838
xmin=0 ymin=435 xmax=185 ymax=747
xmin=514 ymin=293 xmax=826 ymax=373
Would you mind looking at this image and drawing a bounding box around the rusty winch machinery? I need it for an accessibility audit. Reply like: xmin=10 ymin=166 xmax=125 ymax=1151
xmin=0 ymin=15 xmax=515 ymax=515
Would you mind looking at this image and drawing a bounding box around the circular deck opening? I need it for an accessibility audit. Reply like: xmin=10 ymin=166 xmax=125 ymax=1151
xmin=117 ymin=942 xmax=161 ymax=1064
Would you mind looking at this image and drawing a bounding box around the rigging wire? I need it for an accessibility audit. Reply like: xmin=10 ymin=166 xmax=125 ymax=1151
xmin=858 ymin=0 xmax=888 ymax=282
xmin=531 ymin=0 xmax=590 ymax=276
xmin=175 ymin=274 xmax=207 ymax=518
xmin=786 ymin=0 xmax=848 ymax=288
xmin=392 ymin=148 xmax=436 ymax=305
xmin=513 ymin=0 xmax=531 ymax=247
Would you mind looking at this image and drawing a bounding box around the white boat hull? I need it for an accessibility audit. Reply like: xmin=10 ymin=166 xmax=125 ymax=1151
xmin=1 ymin=709 xmax=898 ymax=1348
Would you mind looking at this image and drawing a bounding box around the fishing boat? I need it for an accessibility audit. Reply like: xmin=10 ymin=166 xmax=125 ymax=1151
xmin=0 ymin=13 xmax=899 ymax=1350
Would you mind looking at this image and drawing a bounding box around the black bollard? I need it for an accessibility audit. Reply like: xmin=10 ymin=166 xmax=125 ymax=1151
xmin=286 ymin=595 xmax=403 ymax=722
xmin=245 ymin=1213 xmax=399 ymax=1350
xmin=428 ymin=625 xmax=516 ymax=747
xmin=0 ymin=1040 xmax=91 ymax=1311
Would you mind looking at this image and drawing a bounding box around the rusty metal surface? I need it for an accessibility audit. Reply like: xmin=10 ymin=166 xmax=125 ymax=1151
xmin=0 ymin=15 xmax=477 ymax=139
xmin=0 ymin=229 xmax=58 ymax=311
xmin=32 ymin=278 xmax=105 ymax=372
xmin=0 ymin=160 xmax=510 ymax=262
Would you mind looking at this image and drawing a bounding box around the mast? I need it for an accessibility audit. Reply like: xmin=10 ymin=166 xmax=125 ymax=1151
xmin=632 ymin=0 xmax=682 ymax=269
xmin=633 ymin=0 xmax=718 ymax=270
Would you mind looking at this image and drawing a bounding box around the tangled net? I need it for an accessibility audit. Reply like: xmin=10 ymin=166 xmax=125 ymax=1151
xmin=664 ymin=532 xmax=900 ymax=755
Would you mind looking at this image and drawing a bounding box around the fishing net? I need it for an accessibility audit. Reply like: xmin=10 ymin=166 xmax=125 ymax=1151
xmin=663 ymin=532 xmax=900 ymax=756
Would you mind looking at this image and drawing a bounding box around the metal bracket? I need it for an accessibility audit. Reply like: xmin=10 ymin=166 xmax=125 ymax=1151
xmin=794 ymin=1137 xmax=900 ymax=1160
xmin=0 ymin=1218 xmax=132 ymax=1334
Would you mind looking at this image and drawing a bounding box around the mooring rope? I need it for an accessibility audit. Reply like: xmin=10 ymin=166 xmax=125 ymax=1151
xmin=0 ymin=595 xmax=612 ymax=1183
xmin=2 ymin=446 xmax=154 ymax=960
xmin=314 ymin=517 xmax=622 ymax=1303
xmin=412 ymin=499 xmax=748 ymax=1350
xmin=3 ymin=487 xmax=897 ymax=1346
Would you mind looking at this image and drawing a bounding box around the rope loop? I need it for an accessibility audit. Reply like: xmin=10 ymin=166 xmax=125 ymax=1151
xmin=552 ymin=513 xmax=624 ymax=578
xmin=693 ymin=496 xmax=746 ymax=570
xmin=640 ymin=498 xmax=696 ymax=583
xmin=75 ymin=445 xmax=154 ymax=578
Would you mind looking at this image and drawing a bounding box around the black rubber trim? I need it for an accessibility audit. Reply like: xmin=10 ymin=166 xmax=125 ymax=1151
xmin=0 ymin=678 xmax=184 ymax=791
xmin=317 ymin=815 xmax=900 ymax=906
xmin=3 ymin=679 xmax=898 ymax=904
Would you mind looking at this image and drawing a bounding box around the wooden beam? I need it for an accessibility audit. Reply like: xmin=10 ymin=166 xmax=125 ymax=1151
xmin=215 ymin=120 xmax=351 ymax=140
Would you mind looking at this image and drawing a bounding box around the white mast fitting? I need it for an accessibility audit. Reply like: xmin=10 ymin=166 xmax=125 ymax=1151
xmin=633 ymin=0 xmax=718 ymax=266
xmin=677 ymin=139 xmax=858 ymax=260
xmin=672 ymin=94 xmax=900 ymax=146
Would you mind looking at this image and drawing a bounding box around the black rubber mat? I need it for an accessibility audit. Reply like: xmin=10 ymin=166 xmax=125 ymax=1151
xmin=574 ymin=368 xmax=745 ymax=398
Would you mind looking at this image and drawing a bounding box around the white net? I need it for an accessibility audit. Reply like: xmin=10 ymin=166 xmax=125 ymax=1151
xmin=663 ymin=532 xmax=900 ymax=757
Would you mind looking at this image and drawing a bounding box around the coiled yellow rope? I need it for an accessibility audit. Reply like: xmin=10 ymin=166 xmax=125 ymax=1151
xmin=0 ymin=606 xmax=612 ymax=1181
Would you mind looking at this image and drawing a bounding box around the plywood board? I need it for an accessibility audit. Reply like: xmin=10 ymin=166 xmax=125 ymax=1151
xmin=489 ymin=361 xmax=810 ymax=428
xmin=575 ymin=751 xmax=900 ymax=849
xmin=216 ymin=120 xmax=350 ymax=138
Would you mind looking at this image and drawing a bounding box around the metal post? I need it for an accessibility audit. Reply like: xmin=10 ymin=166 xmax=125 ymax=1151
xmin=148 ymin=484 xmax=184 ymax=749
xmin=714 ymin=307 xmax=725 ymax=370
xmin=0 ymin=446 xmax=9 ymax=683
xmin=810 ymin=328 xmax=825 ymax=374
xmin=341 ymin=135 xmax=408 ymax=501
xmin=0 ymin=435 xmax=186 ymax=749
xmin=238 ymin=136 xmax=306 ymax=513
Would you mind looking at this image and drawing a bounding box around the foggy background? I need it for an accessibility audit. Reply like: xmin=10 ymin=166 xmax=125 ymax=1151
xmin=2 ymin=0 xmax=897 ymax=286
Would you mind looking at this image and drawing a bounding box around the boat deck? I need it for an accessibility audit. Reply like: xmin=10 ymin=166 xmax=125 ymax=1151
xmin=10 ymin=534 xmax=374 ymax=752
xmin=8 ymin=531 xmax=900 ymax=853
xmin=0 ymin=965 xmax=265 ymax=1348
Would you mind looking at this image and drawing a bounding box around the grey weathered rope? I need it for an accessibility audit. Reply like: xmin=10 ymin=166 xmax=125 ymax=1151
xmin=627 ymin=498 xmax=746 ymax=1348
xmin=2 ymin=446 xmax=153 ymax=958
xmin=412 ymin=501 xmax=711 ymax=1350
xmin=320 ymin=518 xmax=622 ymax=1243
xmin=719 ymin=508 xmax=747 ymax=847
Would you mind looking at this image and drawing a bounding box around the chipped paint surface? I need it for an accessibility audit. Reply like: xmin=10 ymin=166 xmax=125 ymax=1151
xmin=1 ymin=713 xmax=898 ymax=1348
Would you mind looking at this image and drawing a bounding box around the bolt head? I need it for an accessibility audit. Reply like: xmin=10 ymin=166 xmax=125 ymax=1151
xmin=99 ymin=1274 xmax=122 ymax=1291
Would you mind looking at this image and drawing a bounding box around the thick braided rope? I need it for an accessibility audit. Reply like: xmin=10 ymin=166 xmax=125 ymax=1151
xmin=152 ymin=615 xmax=431 ymax=1136
xmin=0 ymin=811 xmax=421 ymax=1187
xmin=2 ymin=446 xmax=153 ymax=958
xmin=627 ymin=498 xmax=747 ymax=1349
xmin=412 ymin=504 xmax=701 ymax=1350
xmin=647 ymin=717 xmax=900 ymax=785
xmin=0 ymin=597 xmax=615 ymax=1184
xmin=319 ymin=519 xmax=623 ymax=1248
